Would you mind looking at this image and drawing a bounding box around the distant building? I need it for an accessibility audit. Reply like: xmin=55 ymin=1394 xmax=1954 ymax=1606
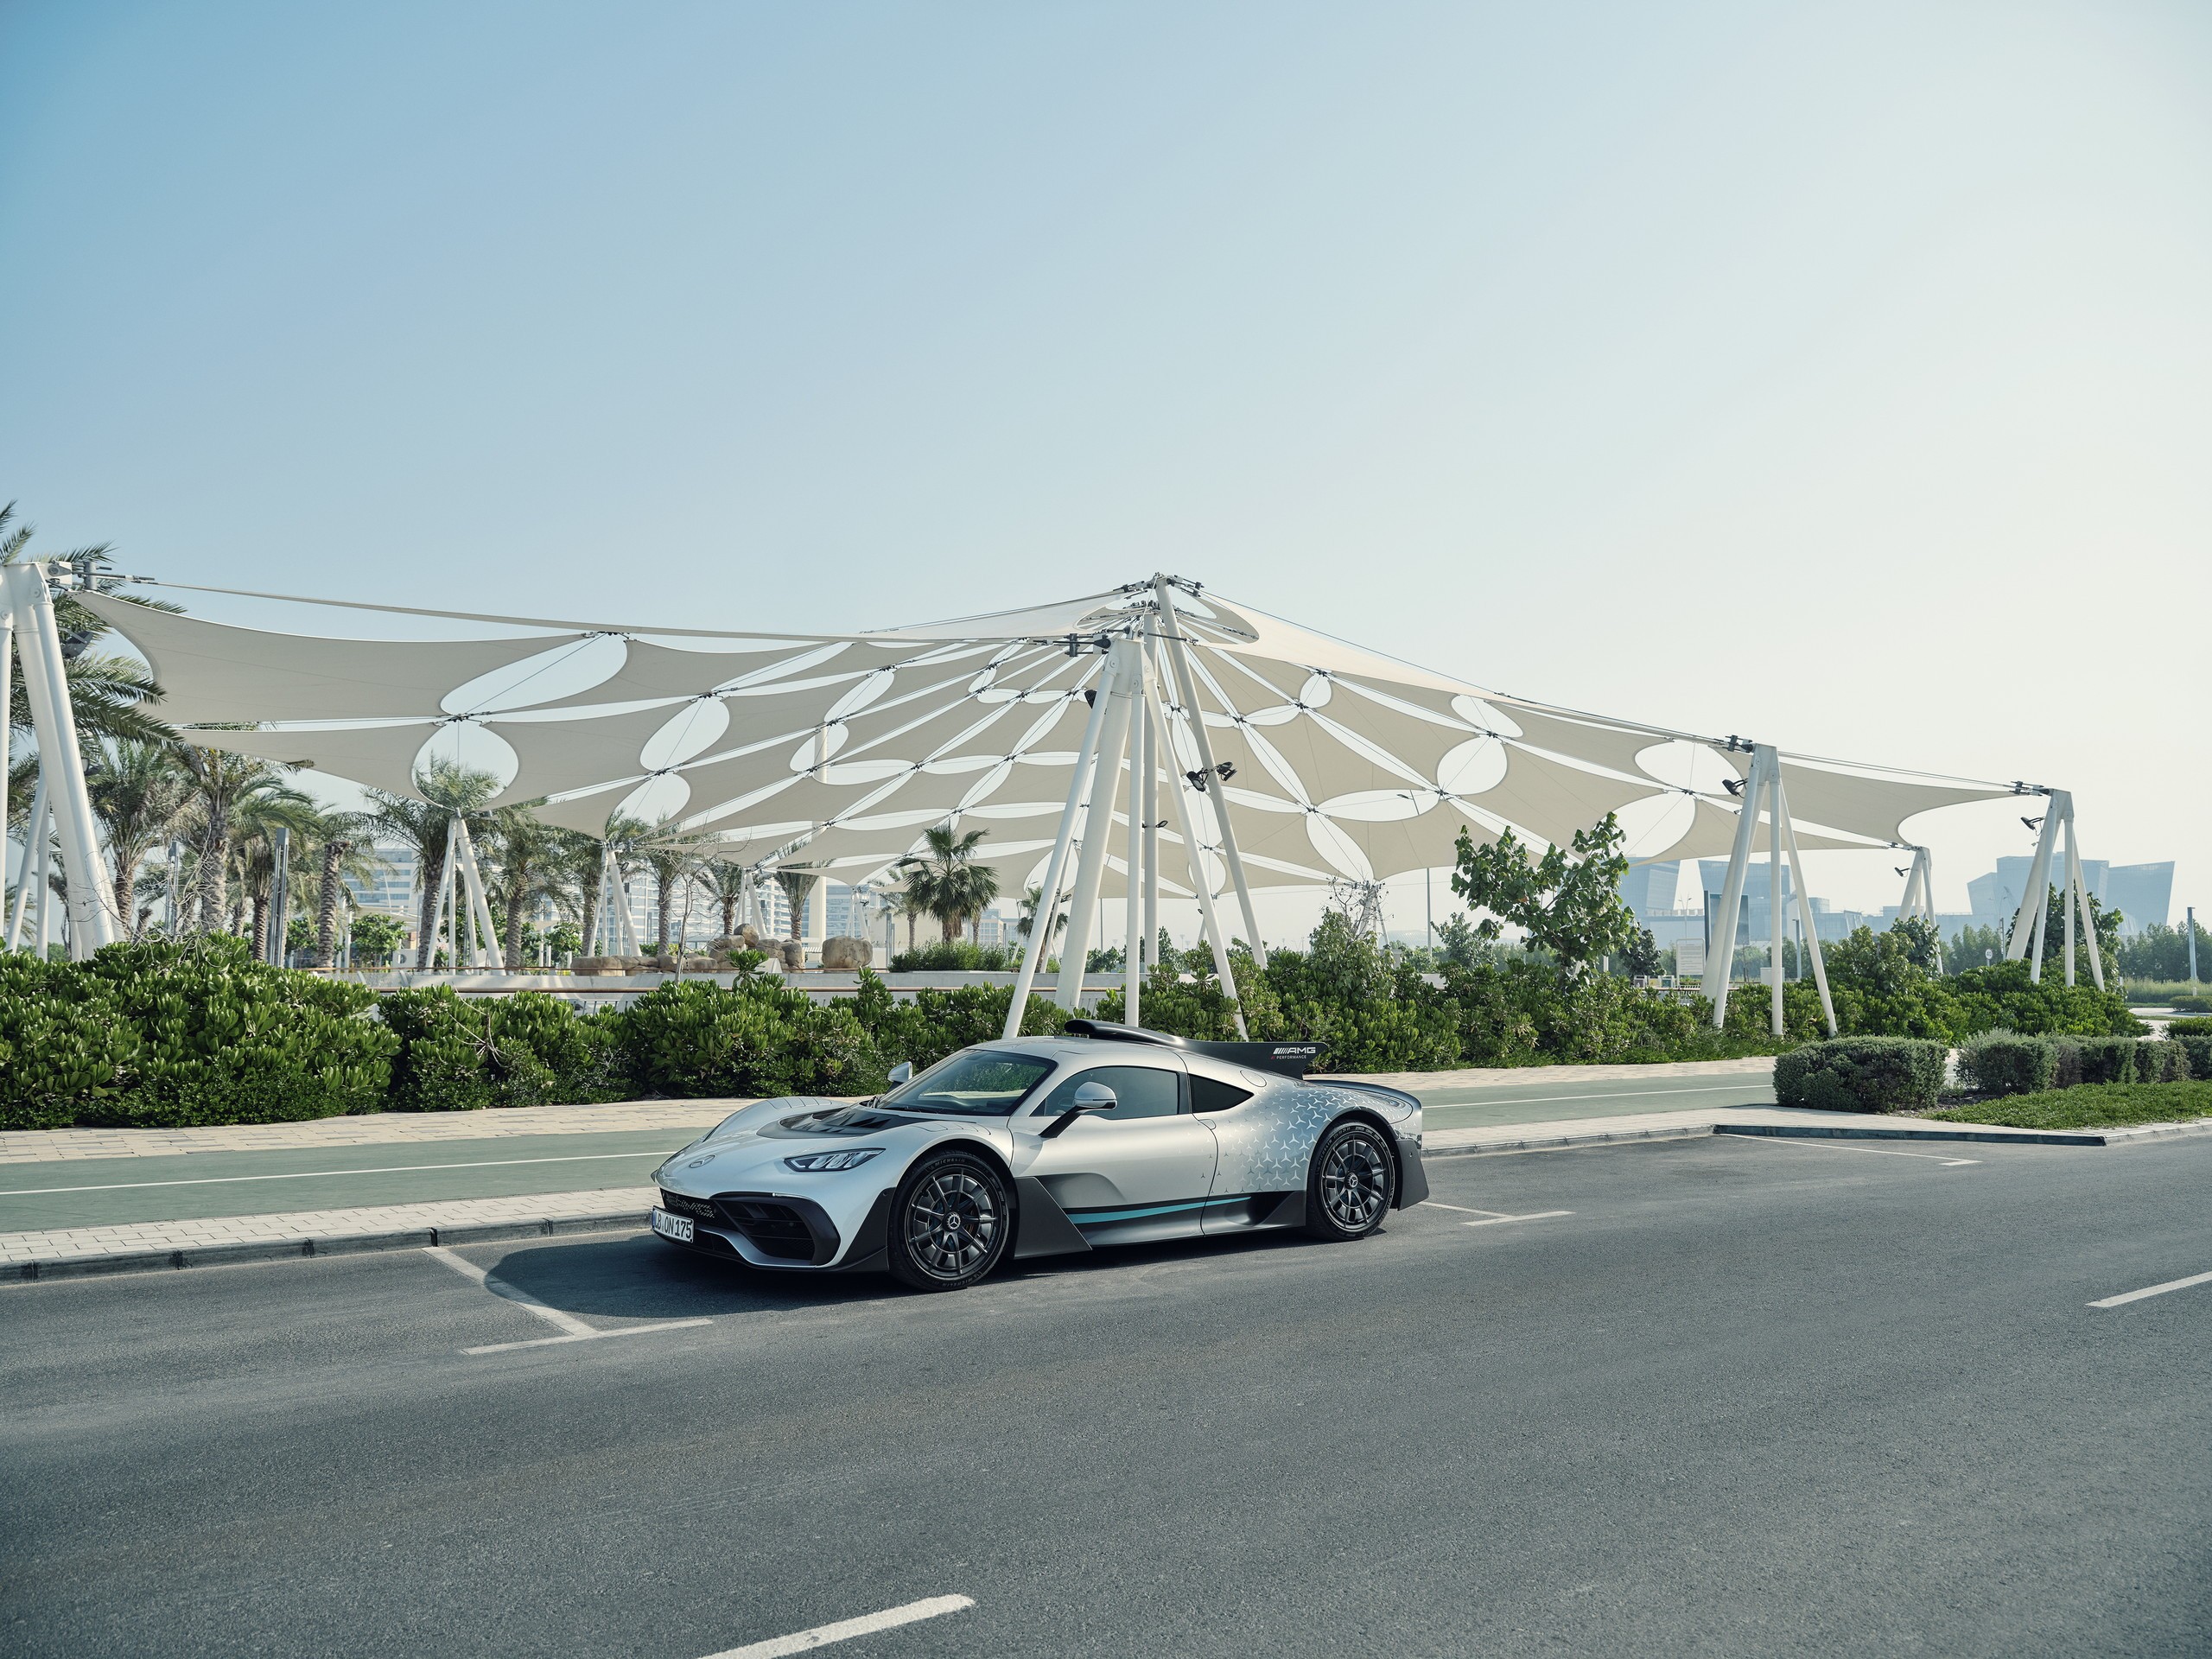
xmin=344 ymin=844 xmax=417 ymax=916
xmin=1966 ymin=859 xmax=2171 ymax=936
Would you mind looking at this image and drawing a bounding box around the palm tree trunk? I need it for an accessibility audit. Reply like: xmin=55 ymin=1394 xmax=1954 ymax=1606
xmin=415 ymin=842 xmax=446 ymax=969
xmin=195 ymin=827 xmax=229 ymax=934
xmin=580 ymin=880 xmax=600 ymax=960
xmin=721 ymin=893 xmax=737 ymax=939
xmin=503 ymin=872 xmax=527 ymax=967
xmin=251 ymin=890 xmax=269 ymax=961
xmin=114 ymin=855 xmax=137 ymax=942
xmin=657 ymin=868 xmax=675 ymax=955
xmin=315 ymin=840 xmax=346 ymax=969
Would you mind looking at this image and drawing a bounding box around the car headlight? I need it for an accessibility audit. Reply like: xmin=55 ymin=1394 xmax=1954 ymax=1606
xmin=782 ymin=1147 xmax=884 ymax=1173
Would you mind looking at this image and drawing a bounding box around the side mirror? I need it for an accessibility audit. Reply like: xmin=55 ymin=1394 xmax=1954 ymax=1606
xmin=1071 ymin=1081 xmax=1117 ymax=1112
xmin=887 ymin=1061 xmax=913 ymax=1087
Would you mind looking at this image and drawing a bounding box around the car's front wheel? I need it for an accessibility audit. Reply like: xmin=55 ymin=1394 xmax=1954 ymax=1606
xmin=886 ymin=1152 xmax=1012 ymax=1291
xmin=1304 ymin=1119 xmax=1395 ymax=1241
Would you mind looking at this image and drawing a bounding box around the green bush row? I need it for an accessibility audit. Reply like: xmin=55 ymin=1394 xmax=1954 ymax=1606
xmin=1773 ymin=1038 xmax=1948 ymax=1113
xmin=1956 ymin=1030 xmax=2202 ymax=1097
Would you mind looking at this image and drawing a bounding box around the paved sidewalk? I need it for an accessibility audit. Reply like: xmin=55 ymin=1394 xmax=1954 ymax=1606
xmin=1426 ymin=1106 xmax=2212 ymax=1156
xmin=2 ymin=1185 xmax=654 ymax=1279
xmin=0 ymin=1100 xmax=739 ymax=1165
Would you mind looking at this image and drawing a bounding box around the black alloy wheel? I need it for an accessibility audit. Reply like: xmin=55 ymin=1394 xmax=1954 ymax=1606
xmin=887 ymin=1152 xmax=1012 ymax=1291
xmin=1304 ymin=1120 xmax=1396 ymax=1241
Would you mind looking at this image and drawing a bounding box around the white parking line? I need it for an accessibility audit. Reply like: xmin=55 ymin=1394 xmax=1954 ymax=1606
xmin=1462 ymin=1210 xmax=1572 ymax=1227
xmin=424 ymin=1244 xmax=595 ymax=1336
xmin=1722 ymin=1135 xmax=1978 ymax=1166
xmin=465 ymin=1319 xmax=712 ymax=1357
xmin=2089 ymin=1269 xmax=2212 ymax=1309
xmin=1420 ymin=1200 xmax=1505 ymax=1216
xmin=701 ymin=1594 xmax=976 ymax=1657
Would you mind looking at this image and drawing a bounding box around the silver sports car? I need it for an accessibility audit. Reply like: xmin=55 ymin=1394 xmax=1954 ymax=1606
xmin=649 ymin=1019 xmax=1428 ymax=1291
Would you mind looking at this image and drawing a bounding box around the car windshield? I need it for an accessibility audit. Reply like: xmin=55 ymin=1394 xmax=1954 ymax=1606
xmin=880 ymin=1050 xmax=1058 ymax=1116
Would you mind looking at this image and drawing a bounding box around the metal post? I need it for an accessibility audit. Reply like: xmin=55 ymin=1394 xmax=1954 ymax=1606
xmin=1124 ymin=702 xmax=1143 ymax=1027
xmin=270 ymin=825 xmax=291 ymax=966
xmin=6 ymin=773 xmax=48 ymax=950
xmin=1140 ymin=645 xmax=1159 ymax=973
xmin=2189 ymin=906 xmax=2199 ymax=987
xmin=455 ymin=817 xmax=504 ymax=970
xmin=1775 ymin=777 xmax=1838 ymax=1036
xmin=2007 ymin=796 xmax=2058 ymax=976
xmin=2063 ymin=797 xmax=2103 ymax=991
xmin=1700 ymin=747 xmax=1766 ymax=1027
xmin=2059 ymin=810 xmax=2076 ymax=988
xmin=1055 ymin=637 xmax=1140 ymax=1009
xmin=430 ymin=819 xmax=459 ymax=970
xmin=33 ymin=804 xmax=52 ymax=957
xmin=1001 ymin=649 xmax=1117 ymax=1039
xmin=1768 ymin=763 xmax=1785 ymax=1036
xmin=1152 ymin=577 xmax=1267 ymax=966
xmin=3 ymin=563 xmax=121 ymax=955
xmin=1141 ymin=658 xmax=1246 ymax=1035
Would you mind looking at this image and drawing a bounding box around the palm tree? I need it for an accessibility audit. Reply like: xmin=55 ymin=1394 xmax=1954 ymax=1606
xmin=699 ymin=859 xmax=752 ymax=941
xmin=307 ymin=810 xmax=379 ymax=969
xmin=638 ymin=825 xmax=711 ymax=956
xmin=481 ymin=806 xmax=567 ymax=965
xmin=360 ymin=758 xmax=502 ymax=968
xmin=86 ymin=738 xmax=191 ymax=937
xmin=901 ymin=826 xmax=998 ymax=943
xmin=774 ymin=869 xmax=819 ymax=944
xmin=1016 ymin=883 xmax=1068 ymax=943
xmin=173 ymin=745 xmax=297 ymax=935
xmin=231 ymin=786 xmax=322 ymax=959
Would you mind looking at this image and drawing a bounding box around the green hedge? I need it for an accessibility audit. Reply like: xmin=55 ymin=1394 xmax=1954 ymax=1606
xmin=1773 ymin=1037 xmax=1947 ymax=1114
xmin=380 ymin=985 xmax=627 ymax=1111
xmin=1956 ymin=1031 xmax=2056 ymax=1096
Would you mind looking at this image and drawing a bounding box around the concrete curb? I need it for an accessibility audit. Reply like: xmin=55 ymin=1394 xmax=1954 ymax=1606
xmin=1424 ymin=1124 xmax=1717 ymax=1159
xmin=1713 ymin=1118 xmax=2212 ymax=1150
xmin=8 ymin=1210 xmax=647 ymax=1283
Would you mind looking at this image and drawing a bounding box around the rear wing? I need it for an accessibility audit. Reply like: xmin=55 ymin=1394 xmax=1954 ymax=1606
xmin=1062 ymin=1020 xmax=1328 ymax=1080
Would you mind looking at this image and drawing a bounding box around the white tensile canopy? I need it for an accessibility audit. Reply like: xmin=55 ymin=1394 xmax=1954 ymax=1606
xmin=79 ymin=574 xmax=2046 ymax=1038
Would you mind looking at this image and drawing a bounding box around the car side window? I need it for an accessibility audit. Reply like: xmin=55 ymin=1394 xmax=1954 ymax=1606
xmin=1033 ymin=1064 xmax=1184 ymax=1121
xmin=1188 ymin=1074 xmax=1253 ymax=1114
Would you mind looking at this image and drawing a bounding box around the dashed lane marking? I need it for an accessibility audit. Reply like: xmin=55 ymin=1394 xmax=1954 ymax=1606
xmin=2089 ymin=1268 xmax=2212 ymax=1309
xmin=1462 ymin=1210 xmax=1572 ymax=1227
xmin=700 ymin=1593 xmax=976 ymax=1657
xmin=1721 ymin=1135 xmax=1979 ymax=1167
xmin=465 ymin=1319 xmax=713 ymax=1357
xmin=0 ymin=1150 xmax=664 ymax=1197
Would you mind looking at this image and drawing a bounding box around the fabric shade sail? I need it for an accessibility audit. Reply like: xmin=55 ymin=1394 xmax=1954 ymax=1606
xmin=97 ymin=575 xmax=2014 ymax=894
xmin=80 ymin=592 xmax=580 ymax=726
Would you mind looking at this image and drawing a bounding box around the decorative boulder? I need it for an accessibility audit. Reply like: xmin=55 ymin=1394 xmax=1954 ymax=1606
xmin=820 ymin=936 xmax=874 ymax=970
xmin=778 ymin=938 xmax=806 ymax=972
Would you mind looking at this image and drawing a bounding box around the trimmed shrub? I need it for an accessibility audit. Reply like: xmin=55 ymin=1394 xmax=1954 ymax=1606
xmin=2073 ymin=1036 xmax=2139 ymax=1086
xmin=2050 ymin=1039 xmax=2083 ymax=1090
xmin=379 ymin=986 xmax=626 ymax=1111
xmin=1956 ymin=1031 xmax=2057 ymax=1096
xmin=614 ymin=976 xmax=887 ymax=1099
xmin=1773 ymin=1036 xmax=1947 ymax=1113
xmin=0 ymin=953 xmax=137 ymax=1130
xmin=79 ymin=937 xmax=394 ymax=1127
xmin=2171 ymin=1033 xmax=2212 ymax=1081
xmin=2168 ymin=1017 xmax=2212 ymax=1038
xmin=2140 ymin=1040 xmax=2190 ymax=1084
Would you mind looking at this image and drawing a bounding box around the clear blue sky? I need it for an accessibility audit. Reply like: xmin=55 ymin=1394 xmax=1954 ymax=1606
xmin=3 ymin=2 xmax=2207 ymax=923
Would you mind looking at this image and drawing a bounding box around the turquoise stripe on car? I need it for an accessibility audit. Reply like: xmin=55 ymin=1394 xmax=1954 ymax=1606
xmin=1067 ymin=1194 xmax=1255 ymax=1226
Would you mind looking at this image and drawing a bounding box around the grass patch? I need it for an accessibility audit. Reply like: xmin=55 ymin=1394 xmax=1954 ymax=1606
xmin=1931 ymin=1080 xmax=2212 ymax=1131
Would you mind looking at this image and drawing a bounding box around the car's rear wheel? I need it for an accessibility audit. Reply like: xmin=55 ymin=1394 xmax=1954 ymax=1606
xmin=887 ymin=1152 xmax=1012 ymax=1291
xmin=1304 ymin=1120 xmax=1395 ymax=1241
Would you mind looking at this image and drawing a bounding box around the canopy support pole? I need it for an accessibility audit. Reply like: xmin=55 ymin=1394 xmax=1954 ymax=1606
xmin=1152 ymin=577 xmax=1267 ymax=967
xmin=2006 ymin=794 xmax=2059 ymax=982
xmin=1123 ymin=697 xmax=1144 ymax=1028
xmin=1141 ymin=652 xmax=1247 ymax=1038
xmin=454 ymin=817 xmax=503 ymax=970
xmin=1775 ymin=777 xmax=1838 ymax=1037
xmin=1768 ymin=760 xmax=1785 ymax=1036
xmin=1002 ymin=650 xmax=1116 ymax=1039
xmin=0 ymin=610 xmax=11 ymax=913
xmin=2060 ymin=795 xmax=2104 ymax=990
xmin=1140 ymin=639 xmax=1159 ymax=975
xmin=3 ymin=562 xmax=120 ymax=957
xmin=430 ymin=820 xmax=460 ymax=971
xmin=1700 ymin=744 xmax=1769 ymax=1028
xmin=7 ymin=773 xmax=47 ymax=950
xmin=1055 ymin=637 xmax=1140 ymax=1010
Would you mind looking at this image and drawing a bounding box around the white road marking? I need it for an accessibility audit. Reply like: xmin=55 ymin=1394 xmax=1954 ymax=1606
xmin=1420 ymin=1200 xmax=1510 ymax=1217
xmin=1722 ymin=1135 xmax=1977 ymax=1166
xmin=423 ymin=1243 xmax=595 ymax=1337
xmin=700 ymin=1594 xmax=976 ymax=1657
xmin=1429 ymin=1082 xmax=1775 ymax=1109
xmin=1462 ymin=1210 xmax=1572 ymax=1227
xmin=465 ymin=1319 xmax=713 ymax=1356
xmin=2089 ymin=1269 xmax=2212 ymax=1309
xmin=0 ymin=1150 xmax=663 ymax=1196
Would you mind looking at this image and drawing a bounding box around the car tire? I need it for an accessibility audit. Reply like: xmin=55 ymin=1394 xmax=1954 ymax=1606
xmin=1303 ymin=1119 xmax=1396 ymax=1242
xmin=886 ymin=1151 xmax=1014 ymax=1292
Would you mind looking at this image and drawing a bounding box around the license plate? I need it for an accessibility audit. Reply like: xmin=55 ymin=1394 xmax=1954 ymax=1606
xmin=652 ymin=1209 xmax=695 ymax=1243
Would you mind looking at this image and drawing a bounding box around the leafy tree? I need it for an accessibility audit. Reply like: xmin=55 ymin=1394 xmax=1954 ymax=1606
xmin=1618 ymin=925 xmax=1663 ymax=978
xmin=899 ymin=826 xmax=1000 ymax=943
xmin=1449 ymin=814 xmax=1637 ymax=974
xmin=348 ymin=912 xmax=406 ymax=966
xmin=1889 ymin=915 xmax=1942 ymax=971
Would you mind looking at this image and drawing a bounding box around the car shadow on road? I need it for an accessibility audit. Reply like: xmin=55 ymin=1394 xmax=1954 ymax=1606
xmin=479 ymin=1218 xmax=1354 ymax=1321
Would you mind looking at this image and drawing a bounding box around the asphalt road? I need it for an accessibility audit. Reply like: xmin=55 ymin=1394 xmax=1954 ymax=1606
xmin=0 ymin=1070 xmax=1774 ymax=1230
xmin=5 ymin=1133 xmax=2207 ymax=1657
